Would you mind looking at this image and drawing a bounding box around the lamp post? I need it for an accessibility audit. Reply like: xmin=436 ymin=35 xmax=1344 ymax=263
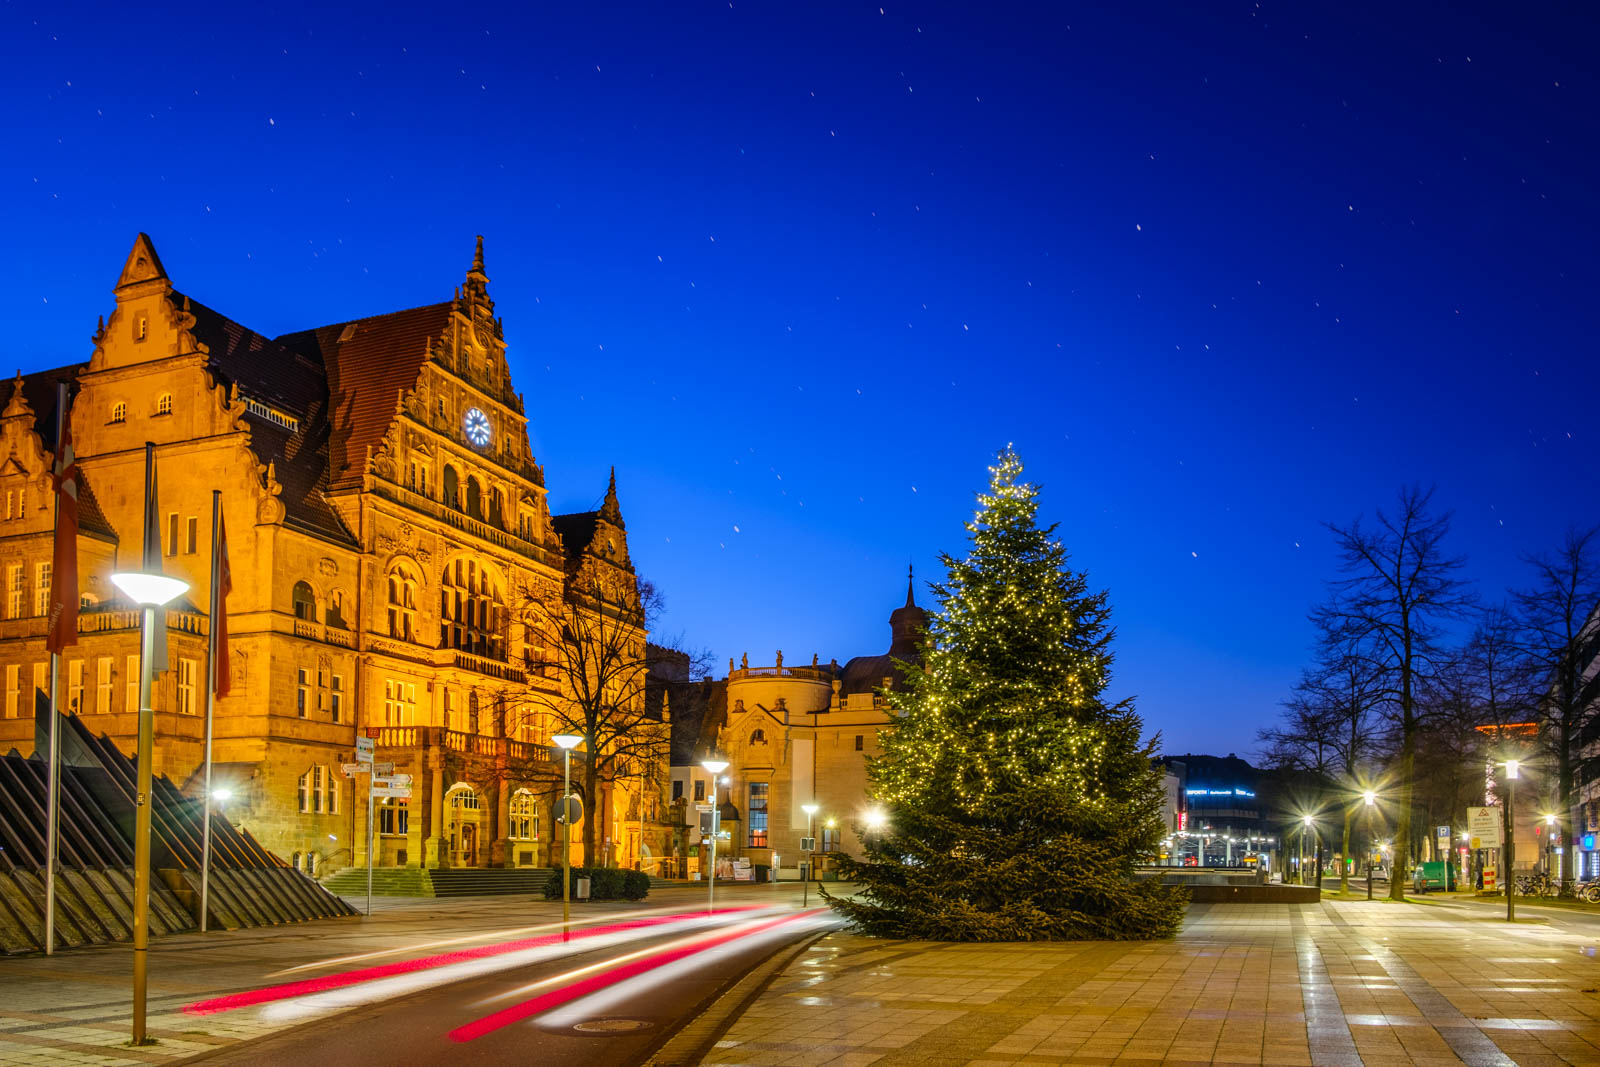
xmin=110 ymin=453 xmax=190 ymax=1046
xmin=553 ymin=733 xmax=583 ymax=930
xmin=1504 ymin=759 xmax=1519 ymax=922
xmin=701 ymin=757 xmax=729 ymax=914
xmin=1544 ymin=813 xmax=1557 ymax=877
xmin=1363 ymin=791 xmax=1377 ymax=900
xmin=1302 ymin=816 xmax=1316 ymax=887
xmin=801 ymin=802 xmax=819 ymax=908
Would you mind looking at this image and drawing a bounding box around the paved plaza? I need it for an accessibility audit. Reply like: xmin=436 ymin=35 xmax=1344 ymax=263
xmin=704 ymin=897 xmax=1600 ymax=1067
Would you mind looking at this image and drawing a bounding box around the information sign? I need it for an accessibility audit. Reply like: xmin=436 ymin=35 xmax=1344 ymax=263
xmin=341 ymin=763 xmax=362 ymax=777
xmin=355 ymin=736 xmax=375 ymax=765
xmin=373 ymin=761 xmax=395 ymax=776
xmin=371 ymin=785 xmax=412 ymax=799
xmin=1468 ymin=806 xmax=1502 ymax=850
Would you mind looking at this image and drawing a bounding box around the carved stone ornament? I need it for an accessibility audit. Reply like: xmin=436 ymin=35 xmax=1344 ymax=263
xmin=317 ymin=557 xmax=338 ymax=577
xmin=399 ymin=522 xmax=414 ymax=541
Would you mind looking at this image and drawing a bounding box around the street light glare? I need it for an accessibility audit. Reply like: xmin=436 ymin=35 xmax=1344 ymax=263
xmin=802 ymin=803 xmax=819 ymax=815
xmin=1505 ymin=759 xmax=1520 ymax=780
xmin=1363 ymin=791 xmax=1376 ymax=805
xmin=110 ymin=570 xmax=190 ymax=606
xmin=701 ymin=758 xmax=730 ymax=774
xmin=553 ymin=733 xmax=584 ymax=750
xmin=212 ymin=787 xmax=232 ymax=802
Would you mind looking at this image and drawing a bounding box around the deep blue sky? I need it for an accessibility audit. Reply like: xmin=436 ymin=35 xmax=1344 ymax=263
xmin=6 ymin=2 xmax=1598 ymax=755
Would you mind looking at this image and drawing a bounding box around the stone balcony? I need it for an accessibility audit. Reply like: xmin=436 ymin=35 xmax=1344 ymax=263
xmin=372 ymin=724 xmax=549 ymax=764
xmin=369 ymin=478 xmax=557 ymax=567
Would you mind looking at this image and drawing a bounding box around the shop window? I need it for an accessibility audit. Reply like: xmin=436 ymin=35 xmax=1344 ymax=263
xmin=748 ymin=782 xmax=769 ymax=847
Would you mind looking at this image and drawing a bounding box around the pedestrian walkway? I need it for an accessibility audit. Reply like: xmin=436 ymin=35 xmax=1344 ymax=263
xmin=703 ymin=898 xmax=1600 ymax=1066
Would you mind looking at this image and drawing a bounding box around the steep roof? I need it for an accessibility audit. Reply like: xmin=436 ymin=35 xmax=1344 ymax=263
xmin=277 ymin=303 xmax=452 ymax=493
xmin=550 ymin=511 xmax=600 ymax=568
xmin=12 ymin=365 xmax=118 ymax=542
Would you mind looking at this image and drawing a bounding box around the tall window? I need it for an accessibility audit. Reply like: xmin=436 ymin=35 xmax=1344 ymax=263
xmin=96 ymin=657 xmax=112 ymax=712
xmin=298 ymin=765 xmax=338 ymax=814
xmin=442 ymin=465 xmax=460 ymax=510
xmin=4 ymin=665 xmax=17 ymax=718
xmin=177 ymin=658 xmax=197 ymax=715
xmin=509 ymin=790 xmax=537 ymax=839
xmin=748 ymin=782 xmax=769 ymax=847
xmin=67 ymin=659 xmax=84 ymax=713
xmin=297 ymin=668 xmax=310 ymax=717
xmin=185 ymin=516 xmax=198 ymax=554
xmin=330 ymin=674 xmax=344 ymax=723
xmin=167 ymin=513 xmax=179 ymax=556
xmin=440 ymin=558 xmax=504 ymax=660
xmin=35 ymin=561 xmax=51 ymax=616
xmin=694 ymin=779 xmax=706 ymax=802
xmin=386 ymin=567 xmax=418 ymax=642
xmin=156 ymin=393 xmax=172 ymax=415
xmin=126 ymin=654 xmax=139 ymax=711
xmin=291 ymin=581 xmax=316 ymax=621
xmin=326 ymin=590 xmax=346 ymax=628
xmin=407 ymin=458 xmax=431 ymax=497
xmin=6 ymin=564 xmax=23 ymax=619
xmin=384 ymin=679 xmax=416 ymax=726
xmin=466 ymin=476 xmax=483 ymax=520
xmin=821 ymin=826 xmax=840 ymax=853
xmin=379 ymin=797 xmax=409 ymax=835
xmin=33 ymin=663 xmax=46 ymax=710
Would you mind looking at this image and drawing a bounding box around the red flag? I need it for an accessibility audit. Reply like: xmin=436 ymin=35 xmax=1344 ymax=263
xmin=45 ymin=405 xmax=78 ymax=655
xmin=213 ymin=508 xmax=233 ymax=697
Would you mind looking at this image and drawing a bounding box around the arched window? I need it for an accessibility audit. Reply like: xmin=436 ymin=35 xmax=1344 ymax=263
xmin=445 ymin=784 xmax=482 ymax=867
xmin=442 ymin=465 xmax=460 ymax=510
xmin=156 ymin=393 xmax=172 ymax=416
xmin=490 ymin=488 xmax=505 ymax=529
xmin=326 ymin=589 xmax=346 ymax=629
xmin=440 ymin=558 xmax=504 ymax=660
xmin=386 ymin=566 xmax=418 ymax=642
xmin=509 ymin=790 xmax=537 ymax=840
xmin=110 ymin=402 xmax=127 ymax=424
xmin=750 ymin=728 xmax=766 ymax=745
xmin=291 ymin=581 xmax=316 ymax=621
xmin=466 ymin=476 xmax=483 ymax=520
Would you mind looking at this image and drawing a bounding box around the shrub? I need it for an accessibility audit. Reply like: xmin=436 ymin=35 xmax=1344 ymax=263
xmin=542 ymin=867 xmax=650 ymax=902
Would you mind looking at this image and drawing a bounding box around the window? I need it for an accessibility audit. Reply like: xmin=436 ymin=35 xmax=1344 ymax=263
xmin=748 ymin=782 xmax=769 ymax=847
xmin=466 ymin=476 xmax=483 ymax=520
xmin=33 ymin=663 xmax=46 ymax=711
xmin=110 ymin=401 xmax=126 ymax=423
xmin=156 ymin=393 xmax=172 ymax=416
xmin=379 ymin=797 xmax=410 ymax=836
xmin=694 ymin=779 xmax=706 ymax=802
xmin=6 ymin=564 xmax=23 ymax=619
xmin=672 ymin=779 xmax=684 ymax=802
xmin=855 ymin=734 xmax=864 ymax=752
xmin=177 ymin=658 xmax=196 ymax=715
xmin=384 ymin=679 xmax=416 ymax=726
xmin=298 ymin=765 xmax=338 ymax=814
xmin=821 ymin=826 xmax=841 ymax=853
xmin=442 ymin=465 xmax=460 ymax=510
xmin=408 ymin=459 xmax=431 ymax=497
xmin=4 ymin=665 xmax=17 ymax=718
xmin=35 ymin=561 xmax=51 ymax=617
xmin=135 ymin=315 xmax=148 ymax=342
xmin=750 ymin=728 xmax=766 ymax=745
xmin=297 ymin=668 xmax=310 ymax=717
xmin=291 ymin=581 xmax=316 ymax=621
xmin=330 ymin=674 xmax=344 ymax=723
xmin=96 ymin=657 xmax=112 ymax=713
xmin=185 ymin=516 xmax=198 ymax=555
xmin=327 ymin=590 xmax=346 ymax=628
xmin=386 ymin=567 xmax=418 ymax=641
xmin=126 ymin=654 xmax=139 ymax=711
xmin=440 ymin=558 xmax=504 ymax=660
xmin=509 ymin=790 xmax=537 ymax=839
xmin=167 ymin=513 xmax=179 ymax=556
xmin=67 ymin=659 xmax=84 ymax=714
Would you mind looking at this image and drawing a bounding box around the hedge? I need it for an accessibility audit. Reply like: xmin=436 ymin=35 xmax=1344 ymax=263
xmin=543 ymin=867 xmax=650 ymax=901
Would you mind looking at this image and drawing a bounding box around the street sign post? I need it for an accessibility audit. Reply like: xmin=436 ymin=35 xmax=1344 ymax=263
xmin=1468 ymin=806 xmax=1502 ymax=850
xmin=373 ymin=761 xmax=395 ymax=776
xmin=355 ymin=736 xmax=375 ymax=765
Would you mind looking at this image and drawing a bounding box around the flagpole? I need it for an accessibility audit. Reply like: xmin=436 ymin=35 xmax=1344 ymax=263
xmin=201 ymin=490 xmax=221 ymax=933
xmin=44 ymin=379 xmax=69 ymax=957
xmin=132 ymin=442 xmax=156 ymax=1046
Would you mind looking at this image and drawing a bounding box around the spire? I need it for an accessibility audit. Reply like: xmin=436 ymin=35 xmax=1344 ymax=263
xmin=889 ymin=566 xmax=928 ymax=658
xmin=904 ymin=563 xmax=917 ymax=608
xmin=2 ymin=371 xmax=31 ymax=420
xmin=599 ymin=465 xmax=624 ymax=526
xmin=114 ymin=232 xmax=170 ymax=297
xmin=463 ymin=234 xmax=491 ymax=303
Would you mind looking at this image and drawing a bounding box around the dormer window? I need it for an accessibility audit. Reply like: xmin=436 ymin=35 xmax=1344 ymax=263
xmin=110 ymin=402 xmax=127 ymax=424
xmin=135 ymin=315 xmax=148 ymax=342
xmin=156 ymin=393 xmax=172 ymax=416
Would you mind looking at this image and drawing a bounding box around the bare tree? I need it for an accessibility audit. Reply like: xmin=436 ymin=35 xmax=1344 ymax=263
xmin=1315 ymin=486 xmax=1475 ymax=900
xmin=1512 ymin=527 xmax=1600 ymax=887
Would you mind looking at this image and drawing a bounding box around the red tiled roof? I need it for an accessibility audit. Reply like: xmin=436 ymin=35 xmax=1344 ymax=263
xmin=277 ymin=303 xmax=452 ymax=492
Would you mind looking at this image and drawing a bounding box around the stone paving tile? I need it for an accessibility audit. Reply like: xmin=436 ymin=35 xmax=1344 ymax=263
xmin=702 ymin=899 xmax=1600 ymax=1066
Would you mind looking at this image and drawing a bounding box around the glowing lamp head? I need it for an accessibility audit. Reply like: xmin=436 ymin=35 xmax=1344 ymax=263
xmin=1505 ymin=759 xmax=1520 ymax=780
xmin=701 ymin=758 xmax=729 ymax=774
xmin=212 ymin=787 xmax=233 ymax=802
xmin=802 ymin=803 xmax=819 ymax=816
xmin=1363 ymin=790 xmax=1376 ymax=806
xmin=111 ymin=570 xmax=190 ymax=606
xmin=1546 ymin=813 xmax=1557 ymax=825
xmin=864 ymin=808 xmax=887 ymax=830
xmin=553 ymin=733 xmax=584 ymax=750
xmin=1303 ymin=815 xmax=1313 ymax=827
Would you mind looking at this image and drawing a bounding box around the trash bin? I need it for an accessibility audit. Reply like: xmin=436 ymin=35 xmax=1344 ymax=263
xmin=576 ymin=876 xmax=591 ymax=900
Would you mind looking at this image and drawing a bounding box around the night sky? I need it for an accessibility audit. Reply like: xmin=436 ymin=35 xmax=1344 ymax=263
xmin=6 ymin=3 xmax=1598 ymax=755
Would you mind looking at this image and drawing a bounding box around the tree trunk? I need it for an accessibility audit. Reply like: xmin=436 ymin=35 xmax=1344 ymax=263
xmin=582 ymin=759 xmax=599 ymax=866
xmin=1340 ymin=806 xmax=1352 ymax=896
xmin=1392 ymin=734 xmax=1414 ymax=901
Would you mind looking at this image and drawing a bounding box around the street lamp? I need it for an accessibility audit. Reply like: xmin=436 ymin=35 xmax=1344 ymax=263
xmin=1503 ymin=758 xmax=1519 ymax=922
xmin=553 ymin=733 xmax=584 ymax=929
xmin=110 ymin=556 xmax=189 ymax=1046
xmin=801 ymin=802 xmax=819 ymax=907
xmin=1362 ymin=791 xmax=1378 ymax=900
xmin=701 ymin=757 xmax=729 ymax=914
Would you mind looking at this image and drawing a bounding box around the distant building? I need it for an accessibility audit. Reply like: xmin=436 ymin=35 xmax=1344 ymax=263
xmin=1163 ymin=753 xmax=1270 ymax=867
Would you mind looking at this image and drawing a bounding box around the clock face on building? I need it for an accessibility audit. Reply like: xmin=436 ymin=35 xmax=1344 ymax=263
xmin=463 ymin=407 xmax=491 ymax=447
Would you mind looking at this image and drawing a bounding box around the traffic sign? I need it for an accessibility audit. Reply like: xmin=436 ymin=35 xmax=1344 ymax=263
xmin=555 ymin=795 xmax=584 ymax=825
xmin=355 ymin=736 xmax=375 ymax=765
xmin=373 ymin=761 xmax=395 ymax=775
xmin=371 ymin=785 xmax=412 ymax=799
xmin=800 ymin=836 xmax=816 ymax=851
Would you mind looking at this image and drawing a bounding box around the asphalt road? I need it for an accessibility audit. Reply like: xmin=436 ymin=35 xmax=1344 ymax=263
xmin=184 ymin=894 xmax=840 ymax=1067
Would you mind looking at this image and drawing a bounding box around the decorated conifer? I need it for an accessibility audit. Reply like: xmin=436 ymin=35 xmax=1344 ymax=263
xmin=827 ymin=448 xmax=1185 ymax=940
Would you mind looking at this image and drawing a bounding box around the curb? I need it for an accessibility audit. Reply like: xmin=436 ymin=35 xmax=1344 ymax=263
xmin=644 ymin=928 xmax=829 ymax=1066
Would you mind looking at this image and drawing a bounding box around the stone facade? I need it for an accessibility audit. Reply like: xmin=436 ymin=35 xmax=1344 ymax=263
xmin=0 ymin=234 xmax=671 ymax=874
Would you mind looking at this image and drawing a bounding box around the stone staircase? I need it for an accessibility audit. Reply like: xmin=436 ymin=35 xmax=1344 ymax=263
xmin=320 ymin=866 xmax=557 ymax=898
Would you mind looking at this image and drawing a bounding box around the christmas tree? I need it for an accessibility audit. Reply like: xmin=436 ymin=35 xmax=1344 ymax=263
xmin=828 ymin=448 xmax=1185 ymax=941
